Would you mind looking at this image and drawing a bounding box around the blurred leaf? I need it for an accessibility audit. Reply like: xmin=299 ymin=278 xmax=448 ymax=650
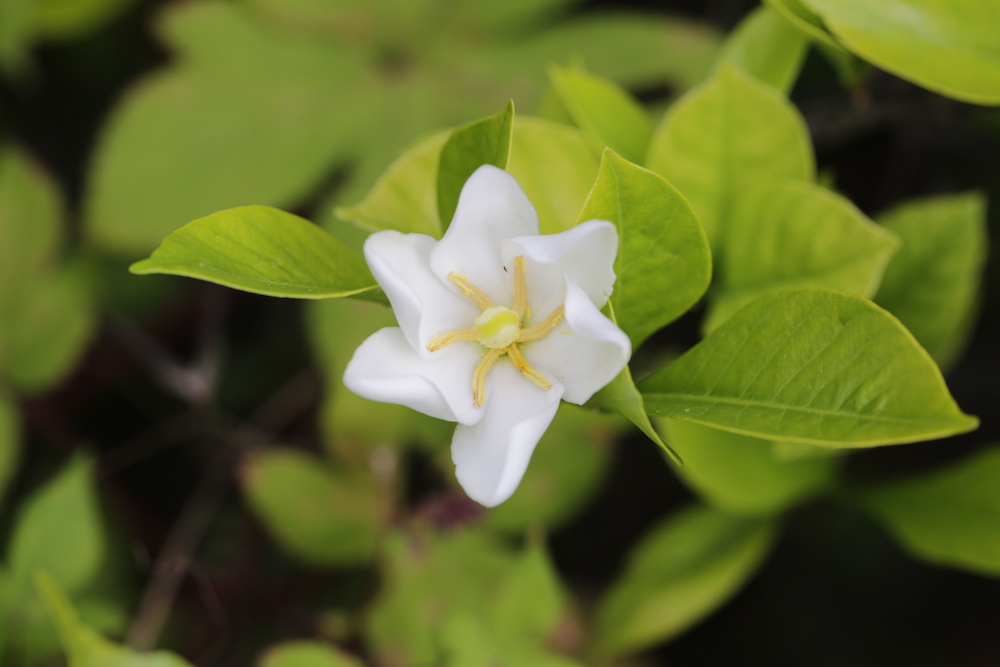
xmin=642 ymin=289 xmax=979 ymax=446
xmin=336 ymin=131 xmax=447 ymax=238
xmin=32 ymin=0 xmax=135 ymax=40
xmin=85 ymin=1 xmax=370 ymax=256
xmin=595 ymin=506 xmax=776 ymax=656
xmin=257 ymin=640 xmax=363 ymax=667
xmin=242 ymin=448 xmax=380 ymax=567
xmin=36 ymin=571 xmax=193 ymax=667
xmin=0 ymin=147 xmax=60 ymax=275
xmin=705 ymin=179 xmax=899 ymax=332
xmin=9 ymin=455 xmax=104 ymax=597
xmin=130 ymin=206 xmax=381 ymax=301
xmin=719 ymin=5 xmax=809 ymax=93
xmin=491 ymin=541 xmax=564 ymax=646
xmin=548 ymin=66 xmax=652 ymax=164
xmin=0 ymin=392 xmax=19 ymax=509
xmin=466 ymin=0 xmax=576 ymax=29
xmin=763 ymin=0 xmax=842 ymax=49
xmin=0 ymin=0 xmax=32 ymax=74
xmin=803 ymin=0 xmax=1000 ymax=104
xmin=875 ymin=192 xmax=989 ymax=370
xmin=578 ymin=149 xmax=712 ymax=348
xmin=485 ymin=404 xmax=619 ymax=531
xmin=859 ymin=446 xmax=1000 ymax=576
xmin=437 ymin=100 xmax=514 ymax=229
xmin=508 ymin=117 xmax=599 ymax=235
xmin=646 ymin=65 xmax=814 ymax=253
xmin=659 ymin=418 xmax=837 ymax=516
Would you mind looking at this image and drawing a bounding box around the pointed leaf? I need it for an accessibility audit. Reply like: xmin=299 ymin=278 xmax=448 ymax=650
xmin=718 ymin=5 xmax=809 ymax=93
xmin=130 ymin=206 xmax=382 ymax=301
xmin=595 ymin=506 xmax=776 ymax=656
xmin=641 ymin=289 xmax=978 ymax=446
xmin=437 ymin=100 xmax=514 ymax=229
xmin=874 ymin=192 xmax=988 ymax=370
xmin=578 ymin=150 xmax=711 ymax=348
xmin=646 ymin=65 xmax=814 ymax=252
xmin=762 ymin=0 xmax=842 ymax=49
xmin=858 ymin=446 xmax=1000 ymax=576
xmin=705 ymin=179 xmax=899 ymax=332
xmin=548 ymin=66 xmax=652 ymax=164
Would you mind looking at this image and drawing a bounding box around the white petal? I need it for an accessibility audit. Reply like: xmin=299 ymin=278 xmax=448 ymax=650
xmin=504 ymin=219 xmax=618 ymax=317
xmin=431 ymin=165 xmax=539 ymax=305
xmin=522 ymin=280 xmax=631 ymax=405
xmin=364 ymin=230 xmax=480 ymax=357
xmin=344 ymin=327 xmax=483 ymax=425
xmin=451 ymin=362 xmax=564 ymax=507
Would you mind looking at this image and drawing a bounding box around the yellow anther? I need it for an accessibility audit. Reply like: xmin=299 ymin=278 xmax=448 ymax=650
xmin=507 ymin=344 xmax=552 ymax=391
xmin=427 ymin=328 xmax=478 ymax=352
xmin=517 ymin=305 xmax=564 ymax=342
xmin=449 ymin=273 xmax=495 ymax=310
xmin=473 ymin=348 xmax=504 ymax=406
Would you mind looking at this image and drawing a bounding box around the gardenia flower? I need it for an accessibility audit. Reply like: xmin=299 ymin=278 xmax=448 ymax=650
xmin=344 ymin=165 xmax=630 ymax=506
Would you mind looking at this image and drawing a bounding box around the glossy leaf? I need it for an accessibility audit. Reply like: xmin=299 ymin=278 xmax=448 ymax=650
xmin=242 ymin=448 xmax=380 ymax=567
xmin=763 ymin=0 xmax=841 ymax=49
xmin=336 ymin=131 xmax=447 ymax=238
xmin=595 ymin=506 xmax=776 ymax=656
xmin=719 ymin=5 xmax=809 ymax=93
xmin=548 ymin=66 xmax=653 ymax=164
xmin=642 ymin=289 xmax=978 ymax=446
xmin=578 ymin=150 xmax=712 ymax=348
xmin=804 ymin=0 xmax=1000 ymax=104
xmin=859 ymin=446 xmax=1000 ymax=576
xmin=257 ymin=641 xmax=363 ymax=667
xmin=705 ymin=179 xmax=899 ymax=332
xmin=437 ymin=100 xmax=514 ymax=229
xmin=508 ymin=117 xmax=600 ymax=235
xmin=874 ymin=193 xmax=988 ymax=370
xmin=36 ymin=572 xmax=192 ymax=667
xmin=130 ymin=206 xmax=380 ymax=301
xmin=659 ymin=418 xmax=836 ymax=516
xmin=646 ymin=65 xmax=814 ymax=252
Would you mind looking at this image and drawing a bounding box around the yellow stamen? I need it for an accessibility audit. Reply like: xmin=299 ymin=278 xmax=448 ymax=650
xmin=506 ymin=344 xmax=552 ymax=390
xmin=517 ymin=305 xmax=565 ymax=342
xmin=513 ymin=256 xmax=529 ymax=322
xmin=427 ymin=328 xmax=478 ymax=352
xmin=473 ymin=348 xmax=504 ymax=406
xmin=449 ymin=273 xmax=494 ymax=310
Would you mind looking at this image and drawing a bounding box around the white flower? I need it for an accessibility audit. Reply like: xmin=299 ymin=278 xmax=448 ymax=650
xmin=344 ymin=165 xmax=630 ymax=506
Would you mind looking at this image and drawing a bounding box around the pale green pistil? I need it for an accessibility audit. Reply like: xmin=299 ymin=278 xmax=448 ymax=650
xmin=474 ymin=306 xmax=521 ymax=348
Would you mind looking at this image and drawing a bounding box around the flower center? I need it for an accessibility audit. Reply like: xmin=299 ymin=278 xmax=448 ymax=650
xmin=427 ymin=256 xmax=565 ymax=407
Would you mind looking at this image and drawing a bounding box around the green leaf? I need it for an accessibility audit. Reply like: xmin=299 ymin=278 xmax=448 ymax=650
xmin=641 ymin=289 xmax=979 ymax=446
xmin=84 ymin=1 xmax=370 ymax=256
xmin=718 ymin=5 xmax=809 ymax=93
xmin=763 ymin=0 xmax=842 ymax=49
xmin=129 ymin=206 xmax=381 ymax=301
xmin=803 ymin=0 xmax=1000 ymax=105
xmin=508 ymin=117 xmax=600 ymax=235
xmin=491 ymin=541 xmax=564 ymax=646
xmin=578 ymin=149 xmax=711 ymax=348
xmin=257 ymin=641 xmax=363 ymax=667
xmin=31 ymin=0 xmax=136 ymax=40
xmin=437 ymin=100 xmax=514 ymax=229
xmin=242 ymin=448 xmax=380 ymax=567
xmin=858 ymin=446 xmax=1000 ymax=576
xmin=0 ymin=393 xmax=18 ymax=510
xmin=874 ymin=192 xmax=988 ymax=370
xmin=646 ymin=65 xmax=814 ymax=253
xmin=548 ymin=66 xmax=652 ymax=164
xmin=35 ymin=571 xmax=193 ymax=667
xmin=705 ymin=179 xmax=899 ymax=333
xmin=9 ymin=455 xmax=104 ymax=596
xmin=595 ymin=506 xmax=776 ymax=656
xmin=335 ymin=131 xmax=447 ymax=238
xmin=659 ymin=418 xmax=836 ymax=516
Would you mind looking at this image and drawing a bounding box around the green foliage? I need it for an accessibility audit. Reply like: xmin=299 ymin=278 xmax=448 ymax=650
xmin=763 ymin=0 xmax=841 ymax=48
xmin=718 ymin=5 xmax=809 ymax=93
xmin=437 ymin=101 xmax=514 ymax=229
xmin=858 ymin=447 xmax=1000 ymax=576
xmin=241 ymin=448 xmax=380 ymax=567
xmin=660 ymin=418 xmax=837 ymax=516
xmin=0 ymin=391 xmax=20 ymax=507
xmin=803 ymin=0 xmax=1000 ymax=105
xmin=595 ymin=506 xmax=777 ymax=657
xmin=705 ymin=179 xmax=899 ymax=332
xmin=36 ymin=572 xmax=192 ymax=667
xmin=130 ymin=206 xmax=381 ymax=301
xmin=874 ymin=192 xmax=988 ymax=370
xmin=256 ymin=640 xmax=363 ymax=667
xmin=642 ymin=289 xmax=978 ymax=446
xmin=646 ymin=65 xmax=814 ymax=252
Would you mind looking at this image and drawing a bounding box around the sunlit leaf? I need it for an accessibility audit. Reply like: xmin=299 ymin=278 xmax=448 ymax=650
xmin=642 ymin=289 xmax=978 ymax=446
xmin=595 ymin=506 xmax=776 ymax=656
xmin=718 ymin=5 xmax=809 ymax=93
xmin=763 ymin=0 xmax=841 ymax=49
xmin=859 ymin=446 xmax=1000 ymax=576
xmin=257 ymin=640 xmax=363 ymax=667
